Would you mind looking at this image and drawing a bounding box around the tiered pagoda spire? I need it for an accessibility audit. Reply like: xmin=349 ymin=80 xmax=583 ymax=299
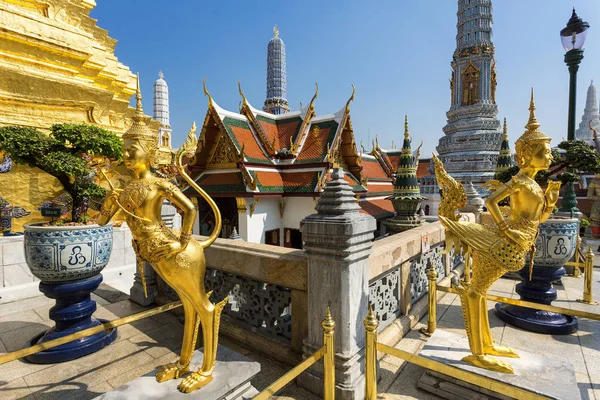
xmin=436 ymin=0 xmax=502 ymax=184
xmin=263 ymin=25 xmax=290 ymax=115
xmin=153 ymin=71 xmax=172 ymax=148
xmin=394 ymin=116 xmax=421 ymax=197
xmin=575 ymin=80 xmax=600 ymax=146
xmin=384 ymin=116 xmax=426 ymax=233
xmin=495 ymin=117 xmax=514 ymax=176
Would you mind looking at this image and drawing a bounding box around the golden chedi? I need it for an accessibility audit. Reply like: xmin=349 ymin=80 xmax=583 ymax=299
xmin=0 ymin=0 xmax=159 ymax=231
xmin=98 ymin=79 xmax=227 ymax=393
xmin=434 ymin=89 xmax=561 ymax=374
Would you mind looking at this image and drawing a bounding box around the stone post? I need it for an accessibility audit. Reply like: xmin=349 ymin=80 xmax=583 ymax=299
xmin=298 ymin=168 xmax=376 ymax=399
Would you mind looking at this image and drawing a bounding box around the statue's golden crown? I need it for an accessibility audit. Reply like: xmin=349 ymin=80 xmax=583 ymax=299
xmin=516 ymin=89 xmax=551 ymax=144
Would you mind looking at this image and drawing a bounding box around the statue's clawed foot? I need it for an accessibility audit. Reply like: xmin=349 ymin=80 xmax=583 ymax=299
xmin=483 ymin=344 xmax=519 ymax=358
xmin=462 ymin=354 xmax=515 ymax=374
xmin=155 ymin=361 xmax=190 ymax=382
xmin=178 ymin=371 xmax=213 ymax=393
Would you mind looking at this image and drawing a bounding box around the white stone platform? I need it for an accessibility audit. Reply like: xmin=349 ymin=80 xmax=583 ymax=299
xmin=417 ymin=329 xmax=579 ymax=400
xmin=95 ymin=345 xmax=260 ymax=400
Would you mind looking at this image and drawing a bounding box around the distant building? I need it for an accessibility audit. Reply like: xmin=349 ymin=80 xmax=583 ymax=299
xmin=185 ymin=83 xmax=400 ymax=246
xmin=154 ymin=72 xmax=172 ymax=148
xmin=263 ymin=26 xmax=290 ymax=115
xmin=575 ymin=81 xmax=600 ymax=147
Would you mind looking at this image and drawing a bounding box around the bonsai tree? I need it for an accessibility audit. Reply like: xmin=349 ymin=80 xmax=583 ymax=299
xmin=0 ymin=123 xmax=122 ymax=222
xmin=495 ymin=139 xmax=600 ymax=188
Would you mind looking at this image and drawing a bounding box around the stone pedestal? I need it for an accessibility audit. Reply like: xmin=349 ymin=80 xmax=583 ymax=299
xmin=298 ymin=169 xmax=376 ymax=400
xmin=417 ymin=330 xmax=579 ymax=400
xmin=129 ymin=262 xmax=158 ymax=306
xmin=28 ymin=274 xmax=117 ymax=363
xmin=95 ymin=346 xmax=260 ymax=400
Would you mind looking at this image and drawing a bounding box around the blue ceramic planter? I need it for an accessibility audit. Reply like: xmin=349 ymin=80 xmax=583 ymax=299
xmin=496 ymin=217 xmax=579 ymax=334
xmin=23 ymin=224 xmax=117 ymax=363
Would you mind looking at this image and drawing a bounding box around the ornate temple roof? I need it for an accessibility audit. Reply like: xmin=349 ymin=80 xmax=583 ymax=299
xmin=185 ymin=81 xmax=396 ymax=220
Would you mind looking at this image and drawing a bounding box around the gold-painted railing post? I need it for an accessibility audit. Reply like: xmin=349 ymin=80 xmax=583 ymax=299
xmin=573 ymin=236 xmax=582 ymax=277
xmin=322 ymin=307 xmax=336 ymax=400
xmin=364 ymin=305 xmax=379 ymax=400
xmin=578 ymin=247 xmax=597 ymax=305
xmin=427 ymin=264 xmax=438 ymax=334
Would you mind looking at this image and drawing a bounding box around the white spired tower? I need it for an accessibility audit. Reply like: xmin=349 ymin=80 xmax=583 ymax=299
xmin=575 ymin=80 xmax=600 ymax=146
xmin=153 ymin=71 xmax=172 ymax=148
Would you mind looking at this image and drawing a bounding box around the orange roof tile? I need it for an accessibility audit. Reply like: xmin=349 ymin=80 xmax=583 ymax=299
xmin=229 ymin=125 xmax=268 ymax=162
xmin=296 ymin=120 xmax=338 ymax=164
xmin=416 ymin=160 xmax=429 ymax=179
xmin=362 ymin=158 xmax=390 ymax=180
xmin=257 ymin=116 xmax=302 ymax=151
xmin=253 ymin=171 xmax=319 ymax=193
xmin=359 ymin=199 xmax=395 ymax=219
xmin=366 ymin=183 xmax=394 ymax=193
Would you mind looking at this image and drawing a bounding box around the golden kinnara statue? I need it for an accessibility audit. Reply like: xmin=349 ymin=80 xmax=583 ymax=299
xmin=98 ymin=77 xmax=226 ymax=393
xmin=434 ymin=89 xmax=561 ymax=374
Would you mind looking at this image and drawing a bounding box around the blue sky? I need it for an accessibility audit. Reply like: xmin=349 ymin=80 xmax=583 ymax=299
xmin=91 ymin=1 xmax=600 ymax=155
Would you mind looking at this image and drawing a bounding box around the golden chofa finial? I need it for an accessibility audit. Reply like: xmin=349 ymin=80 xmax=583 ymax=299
xmin=345 ymin=84 xmax=355 ymax=113
xmin=203 ymin=77 xmax=214 ymax=107
xmin=158 ymin=71 xmax=164 ymax=79
xmin=517 ymin=88 xmax=550 ymax=143
xmin=238 ymin=79 xmax=249 ymax=107
xmin=273 ymin=25 xmax=279 ymax=37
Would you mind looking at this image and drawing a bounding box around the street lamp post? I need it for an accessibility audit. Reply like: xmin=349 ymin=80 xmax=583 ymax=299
xmin=559 ymin=9 xmax=590 ymax=214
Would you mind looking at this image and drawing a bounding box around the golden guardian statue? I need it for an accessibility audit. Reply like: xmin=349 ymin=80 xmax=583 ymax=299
xmin=98 ymin=76 xmax=226 ymax=393
xmin=434 ymin=90 xmax=561 ymax=374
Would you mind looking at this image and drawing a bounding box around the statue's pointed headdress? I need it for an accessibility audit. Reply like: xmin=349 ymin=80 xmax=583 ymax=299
xmin=123 ymin=73 xmax=157 ymax=143
xmin=516 ymin=88 xmax=551 ymax=145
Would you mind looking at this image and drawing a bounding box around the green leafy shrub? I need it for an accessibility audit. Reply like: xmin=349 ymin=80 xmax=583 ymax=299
xmin=0 ymin=123 xmax=122 ymax=222
xmin=494 ymin=140 xmax=600 ymax=185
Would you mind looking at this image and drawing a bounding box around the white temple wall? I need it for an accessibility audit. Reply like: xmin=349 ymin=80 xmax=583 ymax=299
xmin=282 ymin=197 xmax=317 ymax=234
xmin=243 ymin=197 xmax=281 ymax=244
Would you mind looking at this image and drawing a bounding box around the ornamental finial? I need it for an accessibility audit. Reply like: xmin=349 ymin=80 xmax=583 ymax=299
xmin=503 ymin=117 xmax=508 ymax=138
xmin=525 ymin=88 xmax=540 ymax=133
xmin=203 ymin=77 xmax=214 ymax=107
xmin=159 ymin=71 xmax=164 ymax=79
xmin=517 ymin=88 xmax=550 ymax=144
xmin=404 ymin=115 xmax=410 ymax=140
xmin=134 ymin=73 xmax=144 ymax=120
xmin=345 ymin=84 xmax=356 ymax=114
xmin=273 ymin=25 xmax=279 ymax=37
xmin=238 ymin=79 xmax=248 ymax=107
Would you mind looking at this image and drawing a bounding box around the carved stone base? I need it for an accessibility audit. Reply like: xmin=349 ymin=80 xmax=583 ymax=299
xmin=95 ymin=346 xmax=260 ymax=399
xmin=417 ymin=330 xmax=580 ymax=400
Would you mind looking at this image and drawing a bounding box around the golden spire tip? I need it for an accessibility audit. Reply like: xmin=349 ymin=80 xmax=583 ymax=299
xmin=273 ymin=25 xmax=279 ymax=37
xmin=159 ymin=71 xmax=164 ymax=79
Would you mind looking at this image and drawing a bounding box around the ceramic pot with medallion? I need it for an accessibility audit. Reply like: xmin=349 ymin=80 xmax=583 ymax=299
xmin=23 ymin=223 xmax=117 ymax=363
xmin=495 ymin=216 xmax=579 ymax=334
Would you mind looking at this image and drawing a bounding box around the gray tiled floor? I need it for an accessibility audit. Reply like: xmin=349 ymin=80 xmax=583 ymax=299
xmin=1 ymin=268 xmax=600 ymax=399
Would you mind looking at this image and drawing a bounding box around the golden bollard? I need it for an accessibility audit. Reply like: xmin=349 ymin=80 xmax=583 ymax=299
xmin=573 ymin=236 xmax=582 ymax=278
xmin=578 ymin=247 xmax=598 ymax=305
xmin=427 ymin=265 xmax=438 ymax=335
xmin=364 ymin=305 xmax=379 ymax=400
xmin=322 ymin=307 xmax=336 ymax=400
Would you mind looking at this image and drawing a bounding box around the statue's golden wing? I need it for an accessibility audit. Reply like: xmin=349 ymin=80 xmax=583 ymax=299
xmin=433 ymin=154 xmax=466 ymax=221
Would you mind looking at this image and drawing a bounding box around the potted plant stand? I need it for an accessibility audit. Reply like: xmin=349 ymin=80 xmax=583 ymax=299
xmin=495 ymin=216 xmax=579 ymax=334
xmin=23 ymin=223 xmax=117 ymax=363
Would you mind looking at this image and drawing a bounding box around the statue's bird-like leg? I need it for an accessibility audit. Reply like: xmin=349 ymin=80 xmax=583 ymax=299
xmin=155 ymin=295 xmax=194 ymax=382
